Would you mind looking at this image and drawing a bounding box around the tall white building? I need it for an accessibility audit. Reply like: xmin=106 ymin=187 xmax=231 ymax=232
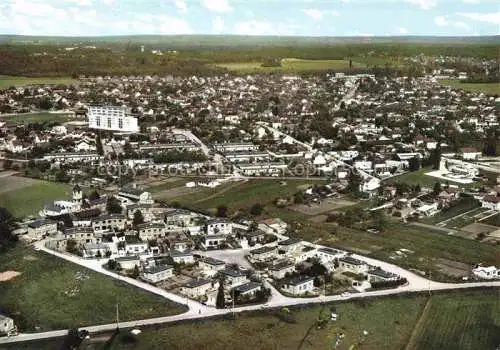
xmin=88 ymin=106 xmax=139 ymax=133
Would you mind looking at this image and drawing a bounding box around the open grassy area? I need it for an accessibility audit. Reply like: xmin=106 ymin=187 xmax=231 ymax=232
xmin=438 ymin=79 xmax=500 ymax=96
xmin=7 ymin=289 xmax=499 ymax=350
xmin=215 ymin=58 xmax=366 ymax=73
xmin=423 ymin=198 xmax=481 ymax=225
xmin=409 ymin=289 xmax=500 ymax=350
xmin=0 ymin=246 xmax=186 ymax=332
xmin=0 ymin=178 xmax=71 ymax=218
xmin=0 ymin=112 xmax=81 ymax=125
xmin=0 ymin=75 xmax=78 ymax=90
xmin=386 ymin=167 xmax=467 ymax=189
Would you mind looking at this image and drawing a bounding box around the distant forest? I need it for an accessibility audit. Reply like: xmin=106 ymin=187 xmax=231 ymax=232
xmin=0 ymin=35 xmax=498 ymax=77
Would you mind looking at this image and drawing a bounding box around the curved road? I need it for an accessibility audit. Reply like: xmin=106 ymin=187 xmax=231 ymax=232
xmin=1 ymin=241 xmax=499 ymax=344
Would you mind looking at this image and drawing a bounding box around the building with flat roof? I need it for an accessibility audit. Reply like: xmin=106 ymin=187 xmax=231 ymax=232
xmin=88 ymin=105 xmax=139 ymax=133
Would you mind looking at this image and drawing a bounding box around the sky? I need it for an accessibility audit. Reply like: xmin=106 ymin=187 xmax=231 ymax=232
xmin=0 ymin=0 xmax=499 ymax=37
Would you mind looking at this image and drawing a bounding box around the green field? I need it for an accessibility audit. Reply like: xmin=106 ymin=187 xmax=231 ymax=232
xmin=439 ymin=79 xmax=500 ymax=96
xmin=215 ymin=58 xmax=365 ymax=73
xmin=0 ymin=112 xmax=80 ymax=125
xmin=0 ymin=75 xmax=78 ymax=90
xmin=0 ymin=178 xmax=71 ymax=218
xmin=410 ymin=290 xmax=500 ymax=350
xmin=7 ymin=289 xmax=499 ymax=350
xmin=0 ymin=246 xmax=186 ymax=332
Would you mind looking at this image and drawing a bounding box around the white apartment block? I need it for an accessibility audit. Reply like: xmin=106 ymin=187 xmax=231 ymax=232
xmin=88 ymin=106 xmax=139 ymax=133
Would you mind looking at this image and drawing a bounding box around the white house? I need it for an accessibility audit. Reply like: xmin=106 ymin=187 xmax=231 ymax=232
xmin=0 ymin=315 xmax=15 ymax=336
xmin=472 ymin=266 xmax=499 ymax=280
xmin=269 ymin=262 xmax=296 ymax=280
xmin=141 ymin=265 xmax=174 ymax=283
xmin=249 ymin=246 xmax=277 ymax=261
xmin=118 ymin=186 xmax=153 ymax=205
xmin=27 ymin=219 xmax=58 ymax=241
xmin=92 ymin=214 xmax=127 ymax=234
xmin=181 ymin=278 xmax=214 ymax=299
xmin=205 ymin=218 xmax=232 ymax=235
xmin=278 ymin=238 xmax=302 ymax=252
xmin=480 ymin=195 xmax=500 ymax=211
xmin=282 ymin=276 xmax=315 ymax=295
xmin=232 ymin=281 xmax=262 ymax=297
xmin=259 ymin=218 xmax=288 ymax=235
xmin=339 ymin=256 xmax=369 ymax=274
xmin=137 ymin=222 xmax=166 ymax=241
xmin=88 ymin=105 xmax=139 ymax=133
xmin=170 ymin=250 xmax=195 ymax=264
xmin=315 ymin=247 xmax=346 ymax=264
xmin=125 ymin=242 xmax=149 ymax=255
xmin=116 ymin=256 xmax=140 ymax=270
xmin=367 ymin=268 xmax=400 ymax=282
xmin=199 ymin=257 xmax=226 ymax=276
xmin=221 ymin=268 xmax=248 ymax=288
xmin=459 ymin=148 xmax=481 ymax=161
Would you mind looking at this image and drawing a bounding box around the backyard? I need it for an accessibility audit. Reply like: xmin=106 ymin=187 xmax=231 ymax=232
xmin=0 ymin=245 xmax=186 ymax=332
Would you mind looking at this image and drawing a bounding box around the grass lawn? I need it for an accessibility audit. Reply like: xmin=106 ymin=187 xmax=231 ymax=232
xmin=0 ymin=179 xmax=71 ymax=218
xmin=409 ymin=289 xmax=500 ymax=350
xmin=438 ymin=79 xmax=500 ymax=96
xmin=215 ymin=58 xmax=365 ymax=73
xmin=423 ymin=198 xmax=481 ymax=225
xmin=0 ymin=112 xmax=81 ymax=125
xmin=0 ymin=246 xmax=186 ymax=332
xmin=0 ymin=75 xmax=78 ymax=90
xmin=8 ymin=289 xmax=498 ymax=350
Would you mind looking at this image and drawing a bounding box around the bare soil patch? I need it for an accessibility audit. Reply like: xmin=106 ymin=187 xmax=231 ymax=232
xmin=461 ymin=222 xmax=497 ymax=235
xmin=0 ymin=270 xmax=22 ymax=281
xmin=291 ymin=198 xmax=355 ymax=216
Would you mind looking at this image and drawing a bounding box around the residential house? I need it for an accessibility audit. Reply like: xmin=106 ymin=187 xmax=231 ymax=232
xmin=472 ymin=266 xmax=499 ymax=280
xmin=124 ymin=241 xmax=149 ymax=255
xmin=83 ymin=243 xmax=110 ymax=258
xmin=181 ymin=278 xmax=214 ymax=299
xmin=232 ymin=281 xmax=262 ymax=298
xmin=315 ymin=247 xmax=346 ymax=264
xmin=367 ymin=268 xmax=400 ymax=282
xmin=92 ymin=214 xmax=126 ymax=234
xmin=339 ymin=256 xmax=369 ymax=274
xmin=27 ymin=219 xmax=57 ymax=241
xmin=249 ymin=246 xmax=277 ymax=261
xmin=480 ymin=195 xmax=500 ymax=211
xmin=278 ymin=238 xmax=302 ymax=252
xmin=165 ymin=208 xmax=200 ymax=227
xmin=117 ymin=186 xmax=153 ymax=204
xmin=220 ymin=268 xmax=248 ymax=288
xmin=116 ymin=256 xmax=140 ymax=270
xmin=170 ymin=249 xmax=195 ymax=264
xmin=137 ymin=222 xmax=166 ymax=241
xmin=269 ymin=262 xmax=296 ymax=280
xmin=259 ymin=218 xmax=288 ymax=235
xmin=199 ymin=257 xmax=226 ymax=276
xmin=459 ymin=148 xmax=482 ymax=161
xmin=282 ymin=276 xmax=315 ymax=295
xmin=201 ymin=235 xmax=227 ymax=249
xmin=245 ymin=230 xmax=266 ymax=244
xmin=64 ymin=227 xmax=96 ymax=245
xmin=126 ymin=204 xmax=154 ymax=222
xmin=205 ymin=218 xmax=232 ymax=235
xmin=141 ymin=265 xmax=174 ymax=283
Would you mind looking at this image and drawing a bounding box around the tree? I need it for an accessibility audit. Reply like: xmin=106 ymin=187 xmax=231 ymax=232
xmin=88 ymin=190 xmax=100 ymax=201
xmin=433 ymin=181 xmax=442 ymax=196
xmin=483 ymin=129 xmax=498 ymax=156
xmin=431 ymin=145 xmax=441 ymax=170
xmin=0 ymin=207 xmax=17 ymax=252
xmin=2 ymin=159 xmax=12 ymax=171
xmin=106 ymin=196 xmax=122 ymax=214
xmin=66 ymin=239 xmax=79 ymax=255
xmin=133 ymin=210 xmax=145 ymax=226
xmin=249 ymin=203 xmax=264 ymax=216
xmin=408 ymin=157 xmax=421 ymax=172
xmin=347 ymin=170 xmax=362 ymax=196
xmin=216 ymin=278 xmax=225 ymax=309
xmin=216 ymin=205 xmax=228 ymax=218
xmin=96 ymin=132 xmax=104 ymax=156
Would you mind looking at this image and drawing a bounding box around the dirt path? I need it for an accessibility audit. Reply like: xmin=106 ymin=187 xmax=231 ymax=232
xmin=0 ymin=270 xmax=22 ymax=281
xmin=405 ymin=296 xmax=432 ymax=350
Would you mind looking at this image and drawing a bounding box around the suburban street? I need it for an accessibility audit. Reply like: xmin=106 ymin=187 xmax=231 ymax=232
xmin=1 ymin=240 xmax=498 ymax=345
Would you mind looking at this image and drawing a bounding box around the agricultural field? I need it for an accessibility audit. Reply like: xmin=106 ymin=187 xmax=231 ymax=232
xmin=0 ymin=75 xmax=78 ymax=90
xmin=438 ymin=79 xmax=500 ymax=96
xmin=0 ymin=177 xmax=71 ymax=218
xmin=7 ymin=289 xmax=499 ymax=350
xmin=0 ymin=246 xmax=186 ymax=332
xmin=0 ymin=112 xmax=82 ymax=125
xmin=409 ymin=289 xmax=500 ymax=350
xmin=215 ymin=58 xmax=365 ymax=73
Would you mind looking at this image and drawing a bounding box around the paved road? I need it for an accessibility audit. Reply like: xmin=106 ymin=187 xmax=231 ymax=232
xmin=1 ymin=240 xmax=499 ymax=344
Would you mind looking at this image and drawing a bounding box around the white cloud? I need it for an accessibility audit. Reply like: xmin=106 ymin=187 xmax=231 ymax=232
xmin=434 ymin=15 xmax=448 ymax=26
xmin=404 ymin=0 xmax=437 ymax=10
xmin=302 ymin=9 xmax=323 ymax=20
xmin=174 ymin=0 xmax=187 ymax=13
xmin=396 ymin=27 xmax=409 ymax=34
xmin=463 ymin=0 xmax=480 ymax=4
xmin=71 ymin=0 xmax=92 ymax=6
xmin=212 ymin=16 xmax=224 ymax=34
xmin=103 ymin=0 xmax=114 ymax=5
xmin=453 ymin=21 xmax=471 ymax=30
xmin=201 ymin=0 xmax=232 ymax=13
xmin=233 ymin=21 xmax=298 ymax=36
xmin=157 ymin=16 xmax=192 ymax=34
xmin=331 ymin=10 xmax=340 ymax=17
xmin=457 ymin=12 xmax=500 ymax=25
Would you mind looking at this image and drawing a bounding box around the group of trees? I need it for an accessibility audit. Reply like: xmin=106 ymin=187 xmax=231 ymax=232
xmin=152 ymin=150 xmax=207 ymax=164
xmin=0 ymin=207 xmax=17 ymax=252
